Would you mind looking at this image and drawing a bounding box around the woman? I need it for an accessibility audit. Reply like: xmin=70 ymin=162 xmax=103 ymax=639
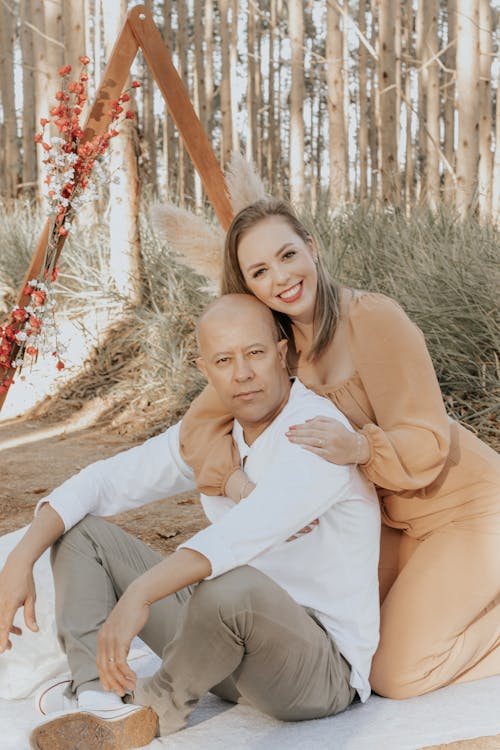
xmin=179 ymin=198 xmax=500 ymax=700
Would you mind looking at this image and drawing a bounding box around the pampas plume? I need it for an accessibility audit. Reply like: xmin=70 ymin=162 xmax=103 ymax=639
xmin=150 ymin=152 xmax=267 ymax=287
xmin=225 ymin=152 xmax=267 ymax=213
xmin=151 ymin=203 xmax=223 ymax=288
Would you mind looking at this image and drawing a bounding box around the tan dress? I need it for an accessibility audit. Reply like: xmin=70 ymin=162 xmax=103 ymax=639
xmin=180 ymin=291 xmax=500 ymax=699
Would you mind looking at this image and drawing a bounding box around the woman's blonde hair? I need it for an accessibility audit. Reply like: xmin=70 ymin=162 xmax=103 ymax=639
xmin=221 ymin=198 xmax=340 ymax=362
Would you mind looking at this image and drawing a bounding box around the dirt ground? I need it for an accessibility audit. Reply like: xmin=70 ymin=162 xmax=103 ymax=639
xmin=1 ymin=414 xmax=498 ymax=750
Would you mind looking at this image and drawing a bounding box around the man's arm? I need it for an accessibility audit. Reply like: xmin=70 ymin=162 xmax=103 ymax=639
xmin=96 ymin=548 xmax=211 ymax=695
xmin=39 ymin=422 xmax=196 ymax=531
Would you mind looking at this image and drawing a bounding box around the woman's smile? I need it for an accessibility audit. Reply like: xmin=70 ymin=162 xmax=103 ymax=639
xmin=237 ymin=217 xmax=318 ymax=324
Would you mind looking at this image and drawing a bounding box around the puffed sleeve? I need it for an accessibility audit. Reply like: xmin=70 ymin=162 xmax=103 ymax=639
xmin=349 ymin=293 xmax=451 ymax=492
xmin=179 ymin=384 xmax=240 ymax=495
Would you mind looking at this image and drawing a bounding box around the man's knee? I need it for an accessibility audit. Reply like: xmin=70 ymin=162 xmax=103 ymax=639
xmin=188 ymin=566 xmax=273 ymax=622
xmin=51 ymin=515 xmax=109 ymax=568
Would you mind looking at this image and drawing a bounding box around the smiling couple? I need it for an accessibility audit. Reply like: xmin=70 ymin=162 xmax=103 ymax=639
xmin=2 ymin=199 xmax=499 ymax=750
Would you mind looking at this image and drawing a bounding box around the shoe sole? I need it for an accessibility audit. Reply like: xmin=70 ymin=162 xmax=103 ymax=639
xmin=29 ymin=707 xmax=159 ymax=750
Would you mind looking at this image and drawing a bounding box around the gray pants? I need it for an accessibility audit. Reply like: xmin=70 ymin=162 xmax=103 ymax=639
xmin=51 ymin=516 xmax=356 ymax=723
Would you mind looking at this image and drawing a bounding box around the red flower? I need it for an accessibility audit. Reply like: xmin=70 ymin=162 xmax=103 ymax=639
xmin=23 ymin=284 xmax=35 ymax=295
xmin=125 ymin=110 xmax=135 ymax=119
xmin=131 ymin=81 xmax=140 ymax=88
xmin=26 ymin=346 xmax=38 ymax=357
xmin=56 ymin=360 xmax=65 ymax=371
xmin=11 ymin=308 xmax=27 ymax=323
xmin=59 ymin=226 xmax=68 ymax=236
xmin=40 ymin=118 xmax=50 ymax=127
xmin=42 ymin=142 xmax=52 ymax=152
xmin=55 ymin=90 xmax=66 ymax=101
xmin=32 ymin=290 xmax=46 ymax=306
xmin=34 ymin=133 xmax=42 ymax=143
xmin=79 ymin=56 xmax=90 ymax=65
xmin=0 ymin=353 xmax=12 ymax=368
xmin=58 ymin=64 xmax=72 ymax=77
xmin=29 ymin=315 xmax=43 ymax=331
xmin=79 ymin=74 xmax=88 ymax=82
xmin=120 ymin=93 xmax=130 ymax=102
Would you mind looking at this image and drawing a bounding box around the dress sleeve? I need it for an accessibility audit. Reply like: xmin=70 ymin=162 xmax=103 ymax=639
xmin=179 ymin=384 xmax=240 ymax=495
xmin=348 ymin=293 xmax=451 ymax=492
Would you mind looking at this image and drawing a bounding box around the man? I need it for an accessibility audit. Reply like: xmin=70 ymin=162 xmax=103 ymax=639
xmin=0 ymin=295 xmax=380 ymax=750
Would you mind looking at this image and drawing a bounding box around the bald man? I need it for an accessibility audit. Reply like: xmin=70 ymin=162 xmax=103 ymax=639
xmin=3 ymin=295 xmax=380 ymax=750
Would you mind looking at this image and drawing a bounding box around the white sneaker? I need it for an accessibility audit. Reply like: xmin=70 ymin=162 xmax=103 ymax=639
xmin=34 ymin=676 xmax=148 ymax=720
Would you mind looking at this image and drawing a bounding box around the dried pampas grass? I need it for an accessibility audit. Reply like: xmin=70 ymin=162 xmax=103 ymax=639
xmin=150 ymin=203 xmax=223 ymax=287
xmin=225 ymin=152 xmax=267 ymax=214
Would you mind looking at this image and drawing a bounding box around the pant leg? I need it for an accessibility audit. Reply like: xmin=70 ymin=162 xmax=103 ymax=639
xmin=137 ymin=565 xmax=355 ymax=730
xmin=370 ymin=520 xmax=500 ymax=699
xmin=51 ymin=515 xmax=193 ymax=692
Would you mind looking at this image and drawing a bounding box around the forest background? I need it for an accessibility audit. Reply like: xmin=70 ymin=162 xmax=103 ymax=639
xmin=0 ymin=0 xmax=498 ymax=454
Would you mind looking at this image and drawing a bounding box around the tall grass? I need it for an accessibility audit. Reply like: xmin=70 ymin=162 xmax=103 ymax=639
xmin=0 ymin=200 xmax=498 ymax=447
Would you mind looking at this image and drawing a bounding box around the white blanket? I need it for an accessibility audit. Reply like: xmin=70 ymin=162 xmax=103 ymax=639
xmin=1 ymin=527 xmax=500 ymax=749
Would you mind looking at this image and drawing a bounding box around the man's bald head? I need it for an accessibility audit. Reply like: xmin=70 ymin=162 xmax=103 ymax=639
xmin=196 ymin=294 xmax=290 ymax=443
xmin=196 ymin=294 xmax=280 ymax=356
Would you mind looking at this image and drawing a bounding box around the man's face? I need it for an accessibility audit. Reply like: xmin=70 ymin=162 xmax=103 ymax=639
xmin=197 ymin=302 xmax=289 ymax=438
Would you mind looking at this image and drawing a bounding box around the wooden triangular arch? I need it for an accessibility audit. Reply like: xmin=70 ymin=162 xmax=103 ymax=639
xmin=0 ymin=4 xmax=234 ymax=410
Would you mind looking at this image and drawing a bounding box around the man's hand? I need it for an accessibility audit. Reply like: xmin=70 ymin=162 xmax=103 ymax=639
xmin=96 ymin=584 xmax=150 ymax=696
xmin=0 ymin=558 xmax=38 ymax=653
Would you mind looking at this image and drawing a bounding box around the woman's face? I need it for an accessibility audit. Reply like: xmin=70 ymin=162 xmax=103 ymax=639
xmin=237 ymin=216 xmax=318 ymax=325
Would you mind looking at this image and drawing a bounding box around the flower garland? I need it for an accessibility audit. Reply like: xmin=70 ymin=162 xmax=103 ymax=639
xmin=0 ymin=58 xmax=140 ymax=396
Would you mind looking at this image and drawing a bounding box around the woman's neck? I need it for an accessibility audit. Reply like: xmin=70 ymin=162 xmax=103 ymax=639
xmin=291 ymin=319 xmax=314 ymax=355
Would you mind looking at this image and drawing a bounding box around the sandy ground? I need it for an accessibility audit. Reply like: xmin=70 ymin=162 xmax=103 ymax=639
xmin=1 ymin=414 xmax=498 ymax=750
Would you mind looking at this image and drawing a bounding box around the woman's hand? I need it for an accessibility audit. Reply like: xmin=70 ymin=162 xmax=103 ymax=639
xmin=0 ymin=557 xmax=38 ymax=653
xmin=225 ymin=468 xmax=256 ymax=502
xmin=286 ymin=416 xmax=370 ymax=465
xmin=96 ymin=583 xmax=150 ymax=696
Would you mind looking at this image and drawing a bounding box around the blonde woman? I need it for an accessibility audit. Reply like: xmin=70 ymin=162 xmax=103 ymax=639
xmin=180 ymin=198 xmax=500 ymax=700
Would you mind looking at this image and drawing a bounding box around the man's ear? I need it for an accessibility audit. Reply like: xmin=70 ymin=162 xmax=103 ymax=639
xmin=277 ymin=338 xmax=288 ymax=368
xmin=196 ymin=357 xmax=209 ymax=379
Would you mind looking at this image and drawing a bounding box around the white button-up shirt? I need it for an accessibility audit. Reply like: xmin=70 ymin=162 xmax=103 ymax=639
xmin=38 ymin=379 xmax=380 ymax=701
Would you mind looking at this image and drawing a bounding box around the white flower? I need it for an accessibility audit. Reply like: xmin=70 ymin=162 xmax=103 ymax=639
xmin=15 ymin=331 xmax=27 ymax=342
xmin=14 ymin=358 xmax=25 ymax=367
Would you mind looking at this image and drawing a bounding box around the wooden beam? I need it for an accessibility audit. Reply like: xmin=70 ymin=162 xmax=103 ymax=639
xmin=1 ymin=6 xmax=232 ymax=411
xmin=127 ymin=5 xmax=233 ymax=230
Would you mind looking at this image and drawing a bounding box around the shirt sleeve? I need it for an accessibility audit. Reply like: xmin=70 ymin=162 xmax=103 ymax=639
xmin=179 ymin=384 xmax=240 ymax=496
xmin=349 ymin=293 xmax=451 ymax=491
xmin=179 ymin=436 xmax=353 ymax=579
xmin=35 ymin=422 xmax=196 ymax=531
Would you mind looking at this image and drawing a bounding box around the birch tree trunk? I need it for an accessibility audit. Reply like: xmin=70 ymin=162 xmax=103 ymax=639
xmin=267 ymin=0 xmax=277 ymax=187
xmin=219 ymin=0 xmax=233 ymax=167
xmin=177 ymin=0 xmax=194 ymax=206
xmin=163 ymin=0 xmax=176 ymax=198
xmin=403 ymin=0 xmax=414 ymax=211
xmin=230 ymin=0 xmax=239 ymax=153
xmin=101 ymin=0 xmax=141 ymax=305
xmin=0 ymin=3 xmax=18 ymax=198
xmin=443 ymin=0 xmax=456 ymax=204
xmin=141 ymin=0 xmax=157 ymax=195
xmin=424 ymin=0 xmax=440 ymax=208
xmin=478 ymin=0 xmax=492 ymax=217
xmin=63 ymin=0 xmax=86 ymax=76
xmin=204 ymin=0 xmax=214 ymax=131
xmin=455 ymin=0 xmax=480 ymax=216
xmin=20 ymin=0 xmax=37 ymax=196
xmin=326 ymin=0 xmax=347 ymax=207
xmin=246 ymin=5 xmax=257 ymax=163
xmin=493 ymin=76 xmax=500 ymax=225
xmin=289 ymin=0 xmax=305 ymax=205
xmin=358 ymin=0 xmax=368 ymax=201
xmin=378 ymin=0 xmax=400 ymax=206
xmin=369 ymin=0 xmax=378 ymax=201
